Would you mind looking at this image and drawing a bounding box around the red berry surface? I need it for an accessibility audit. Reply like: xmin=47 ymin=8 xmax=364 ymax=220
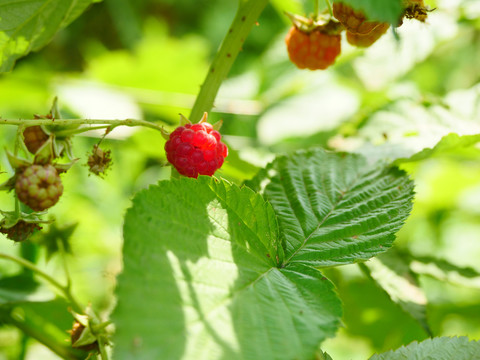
xmin=333 ymin=2 xmax=384 ymax=35
xmin=165 ymin=123 xmax=228 ymax=178
xmin=285 ymin=26 xmax=341 ymax=70
xmin=15 ymin=164 xmax=63 ymax=211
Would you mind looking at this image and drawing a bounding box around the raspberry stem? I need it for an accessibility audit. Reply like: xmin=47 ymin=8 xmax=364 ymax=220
xmin=4 ymin=311 xmax=85 ymax=359
xmin=98 ymin=336 xmax=110 ymax=360
xmin=0 ymin=253 xmax=109 ymax=358
xmin=0 ymin=118 xmax=165 ymax=133
xmin=324 ymin=0 xmax=333 ymax=17
xmin=0 ymin=252 xmax=84 ymax=314
xmin=189 ymin=0 xmax=269 ymax=121
xmin=14 ymin=123 xmax=25 ymax=155
xmin=54 ymin=124 xmax=115 ymax=137
xmin=58 ymin=237 xmax=73 ymax=292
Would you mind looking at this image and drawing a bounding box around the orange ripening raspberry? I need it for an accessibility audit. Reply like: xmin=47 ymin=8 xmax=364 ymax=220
xmin=285 ymin=26 xmax=341 ymax=70
xmin=333 ymin=2 xmax=384 ymax=35
xmin=346 ymin=23 xmax=390 ymax=48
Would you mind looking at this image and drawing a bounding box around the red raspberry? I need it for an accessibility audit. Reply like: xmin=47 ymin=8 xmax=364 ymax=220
xmin=164 ymin=123 xmax=228 ymax=178
xmin=23 ymin=126 xmax=49 ymax=154
xmin=285 ymin=26 xmax=341 ymax=70
xmin=346 ymin=23 xmax=390 ymax=47
xmin=333 ymin=2 xmax=385 ymax=35
xmin=15 ymin=164 xmax=63 ymax=211
xmin=0 ymin=220 xmax=41 ymax=242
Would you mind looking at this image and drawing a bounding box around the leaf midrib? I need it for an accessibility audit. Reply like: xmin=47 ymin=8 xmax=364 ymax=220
xmin=210 ymin=185 xmax=277 ymax=268
xmin=180 ymin=184 xmax=281 ymax=329
xmin=283 ymin=166 xmax=365 ymax=264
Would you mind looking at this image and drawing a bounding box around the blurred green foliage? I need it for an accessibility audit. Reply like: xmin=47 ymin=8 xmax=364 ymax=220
xmin=0 ymin=0 xmax=479 ymax=359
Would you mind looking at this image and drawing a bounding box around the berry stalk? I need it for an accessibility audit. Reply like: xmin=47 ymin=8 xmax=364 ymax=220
xmin=189 ymin=0 xmax=269 ymax=121
xmin=0 ymin=118 xmax=165 ymax=132
xmin=0 ymin=252 xmax=84 ymax=314
xmin=314 ymin=0 xmax=319 ymax=19
xmin=324 ymin=0 xmax=333 ymax=16
xmin=2 ymin=311 xmax=85 ymax=360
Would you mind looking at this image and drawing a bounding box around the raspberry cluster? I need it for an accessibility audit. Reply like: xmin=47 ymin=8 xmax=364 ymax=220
xmin=285 ymin=1 xmax=432 ymax=70
xmin=165 ymin=122 xmax=228 ymax=178
xmin=15 ymin=164 xmax=64 ymax=211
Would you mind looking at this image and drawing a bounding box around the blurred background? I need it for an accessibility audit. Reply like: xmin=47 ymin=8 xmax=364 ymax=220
xmin=0 ymin=0 xmax=479 ymax=358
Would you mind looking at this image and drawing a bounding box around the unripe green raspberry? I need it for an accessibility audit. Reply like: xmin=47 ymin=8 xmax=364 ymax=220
xmin=15 ymin=164 xmax=63 ymax=211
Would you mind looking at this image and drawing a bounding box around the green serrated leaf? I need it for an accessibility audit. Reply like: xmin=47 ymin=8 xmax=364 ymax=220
xmin=361 ymin=250 xmax=432 ymax=336
xmin=394 ymin=133 xmax=480 ymax=164
xmin=113 ymin=176 xmax=342 ymax=360
xmin=246 ymin=149 xmax=415 ymax=267
xmin=0 ymin=0 xmax=98 ymax=72
xmin=337 ymin=0 xmax=404 ymax=24
xmin=369 ymin=336 xmax=480 ymax=360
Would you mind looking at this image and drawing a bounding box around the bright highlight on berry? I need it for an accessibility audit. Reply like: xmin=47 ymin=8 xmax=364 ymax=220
xmin=164 ymin=113 xmax=228 ymax=178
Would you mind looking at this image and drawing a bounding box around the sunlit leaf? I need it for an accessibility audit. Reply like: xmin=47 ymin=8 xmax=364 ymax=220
xmin=113 ymin=177 xmax=342 ymax=360
xmin=369 ymin=336 xmax=480 ymax=360
xmin=361 ymin=250 xmax=432 ymax=336
xmin=394 ymin=133 xmax=480 ymax=164
xmin=0 ymin=0 xmax=98 ymax=72
xmin=246 ymin=149 xmax=415 ymax=267
xmin=409 ymin=254 xmax=480 ymax=289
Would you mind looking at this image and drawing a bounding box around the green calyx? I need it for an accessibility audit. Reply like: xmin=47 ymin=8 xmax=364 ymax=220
xmin=161 ymin=112 xmax=224 ymax=141
xmin=285 ymin=11 xmax=344 ymax=34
